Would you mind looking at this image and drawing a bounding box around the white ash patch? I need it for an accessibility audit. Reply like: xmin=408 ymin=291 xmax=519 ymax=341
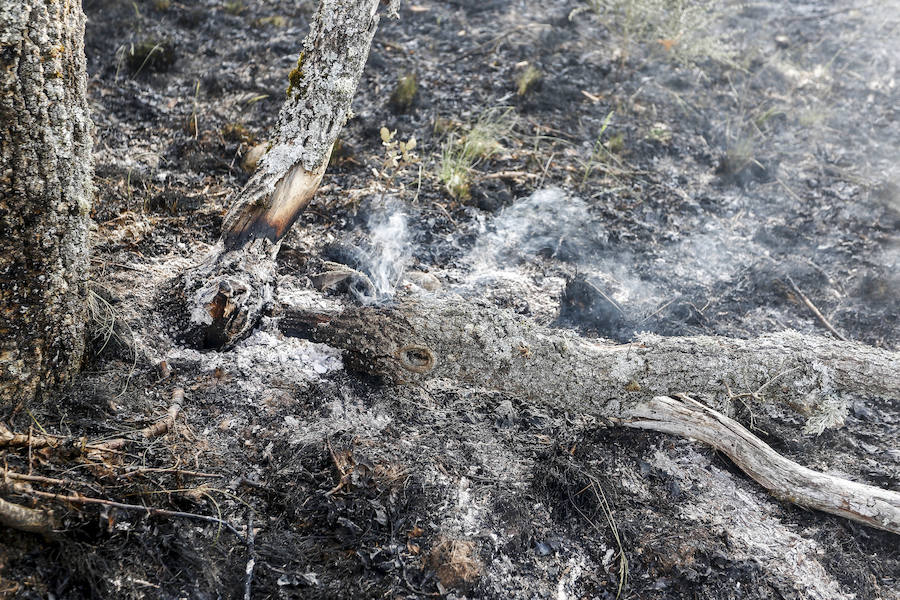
xmin=454 ymin=477 xmax=483 ymax=537
xmin=168 ymin=330 xmax=342 ymax=394
xmin=555 ymin=554 xmax=588 ymax=600
xmin=284 ymin=390 xmax=393 ymax=446
xmin=480 ymin=541 xmax=597 ymax=599
xmin=277 ymin=281 xmax=345 ymax=314
xmin=650 ymin=444 xmax=850 ymax=600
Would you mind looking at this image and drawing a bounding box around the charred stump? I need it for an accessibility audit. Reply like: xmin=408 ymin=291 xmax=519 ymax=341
xmin=170 ymin=0 xmax=382 ymax=349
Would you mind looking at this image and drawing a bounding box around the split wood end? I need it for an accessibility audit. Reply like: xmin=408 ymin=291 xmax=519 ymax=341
xmin=223 ymin=162 xmax=326 ymax=250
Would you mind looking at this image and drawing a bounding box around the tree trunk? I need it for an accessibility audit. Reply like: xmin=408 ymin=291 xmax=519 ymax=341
xmin=172 ymin=0 xmax=382 ymax=349
xmin=281 ymin=296 xmax=900 ymax=534
xmin=0 ymin=0 xmax=93 ymax=415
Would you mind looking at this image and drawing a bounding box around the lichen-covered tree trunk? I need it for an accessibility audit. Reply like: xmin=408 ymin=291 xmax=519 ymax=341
xmin=0 ymin=0 xmax=93 ymax=415
xmin=282 ymin=296 xmax=900 ymax=533
xmin=173 ymin=0 xmax=382 ymax=349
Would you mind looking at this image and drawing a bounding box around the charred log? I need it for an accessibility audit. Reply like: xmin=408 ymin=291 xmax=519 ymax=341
xmin=281 ymin=296 xmax=900 ymax=534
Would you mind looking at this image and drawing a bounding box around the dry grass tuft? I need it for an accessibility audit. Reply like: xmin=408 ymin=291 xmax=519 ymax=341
xmin=583 ymin=0 xmax=738 ymax=67
xmin=439 ymin=107 xmax=517 ymax=199
xmin=428 ymin=537 xmax=482 ymax=588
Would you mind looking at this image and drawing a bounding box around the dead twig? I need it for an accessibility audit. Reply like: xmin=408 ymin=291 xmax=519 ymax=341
xmin=478 ymin=170 xmax=540 ymax=181
xmin=119 ymin=466 xmax=221 ymax=480
xmin=2 ymin=470 xmax=68 ymax=487
xmin=93 ymin=387 xmax=185 ymax=451
xmin=0 ymin=496 xmax=55 ymax=535
xmin=0 ymin=421 xmax=64 ymax=449
xmin=325 ymin=437 xmax=352 ymax=496
xmin=141 ymin=387 xmax=184 ymax=439
xmin=3 ymin=388 xmax=185 ymax=454
xmin=244 ymin=512 xmax=256 ymax=600
xmin=448 ymin=25 xmax=538 ymax=64
xmin=786 ymin=276 xmax=848 ymax=341
xmin=570 ymin=472 xmax=628 ymax=599
xmin=9 ymin=485 xmax=246 ymax=542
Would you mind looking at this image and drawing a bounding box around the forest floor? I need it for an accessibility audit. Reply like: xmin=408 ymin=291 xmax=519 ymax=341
xmin=1 ymin=0 xmax=899 ymax=598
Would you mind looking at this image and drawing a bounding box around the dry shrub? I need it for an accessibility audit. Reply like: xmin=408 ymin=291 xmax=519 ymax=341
xmin=427 ymin=537 xmax=482 ymax=589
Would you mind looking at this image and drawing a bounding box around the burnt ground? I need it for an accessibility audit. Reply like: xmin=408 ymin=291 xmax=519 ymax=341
xmin=1 ymin=0 xmax=899 ymax=598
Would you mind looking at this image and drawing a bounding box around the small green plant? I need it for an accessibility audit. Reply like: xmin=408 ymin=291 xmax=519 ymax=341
xmin=438 ymin=107 xmax=517 ymax=200
xmin=440 ymin=140 xmax=471 ymax=200
xmin=580 ymin=110 xmax=616 ymax=187
xmin=516 ymin=65 xmax=543 ymax=96
xmin=389 ymin=73 xmax=418 ymax=112
xmin=647 ymin=122 xmax=673 ymax=143
xmin=152 ymin=0 xmax=171 ymax=11
xmin=223 ymin=0 xmax=245 ymax=15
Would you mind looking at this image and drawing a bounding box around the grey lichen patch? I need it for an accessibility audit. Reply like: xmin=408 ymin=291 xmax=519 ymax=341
xmin=219 ymin=0 xmax=380 ymax=235
xmin=261 ymin=0 xmax=380 ymax=176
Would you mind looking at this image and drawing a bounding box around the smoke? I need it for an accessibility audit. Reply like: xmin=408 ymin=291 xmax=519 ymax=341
xmin=347 ymin=200 xmax=411 ymax=306
xmin=462 ymin=188 xmax=664 ymax=328
xmin=468 ymin=188 xmax=608 ymax=267
xmin=459 ymin=186 xmax=775 ymax=340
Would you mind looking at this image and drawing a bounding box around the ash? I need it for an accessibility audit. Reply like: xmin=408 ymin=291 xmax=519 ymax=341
xmin=168 ymin=331 xmax=342 ymax=394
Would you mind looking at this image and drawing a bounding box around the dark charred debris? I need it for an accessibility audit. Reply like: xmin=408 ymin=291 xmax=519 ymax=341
xmin=2 ymin=0 xmax=898 ymax=598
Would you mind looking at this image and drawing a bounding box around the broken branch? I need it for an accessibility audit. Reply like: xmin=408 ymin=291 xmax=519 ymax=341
xmin=170 ymin=0 xmax=384 ymax=349
xmin=281 ymin=296 xmax=900 ymax=533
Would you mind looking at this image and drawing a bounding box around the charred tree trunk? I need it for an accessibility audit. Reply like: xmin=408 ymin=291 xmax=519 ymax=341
xmin=172 ymin=0 xmax=382 ymax=349
xmin=0 ymin=0 xmax=93 ymax=415
xmin=282 ymin=296 xmax=900 ymax=534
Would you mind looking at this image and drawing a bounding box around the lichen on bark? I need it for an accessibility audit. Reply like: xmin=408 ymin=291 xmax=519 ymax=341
xmin=0 ymin=0 xmax=93 ymax=413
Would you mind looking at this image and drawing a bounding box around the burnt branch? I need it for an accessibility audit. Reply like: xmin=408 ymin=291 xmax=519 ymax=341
xmin=170 ymin=0 xmax=382 ymax=349
xmin=281 ymin=296 xmax=900 ymax=534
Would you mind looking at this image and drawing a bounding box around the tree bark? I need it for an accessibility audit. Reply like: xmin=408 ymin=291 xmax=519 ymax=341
xmin=281 ymin=296 xmax=900 ymax=534
xmin=172 ymin=0 xmax=382 ymax=349
xmin=0 ymin=0 xmax=93 ymax=415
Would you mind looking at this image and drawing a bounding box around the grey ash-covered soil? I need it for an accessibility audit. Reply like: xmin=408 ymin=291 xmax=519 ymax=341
xmin=1 ymin=0 xmax=898 ymax=598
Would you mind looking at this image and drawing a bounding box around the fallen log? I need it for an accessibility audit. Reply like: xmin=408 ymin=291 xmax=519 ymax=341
xmin=281 ymin=295 xmax=900 ymax=534
xmin=170 ymin=0 xmax=383 ymax=348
